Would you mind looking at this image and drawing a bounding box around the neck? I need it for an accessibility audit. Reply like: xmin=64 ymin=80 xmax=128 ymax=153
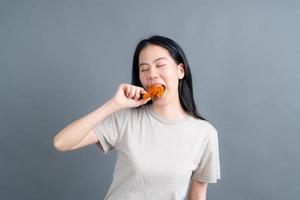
xmin=151 ymin=98 xmax=188 ymax=121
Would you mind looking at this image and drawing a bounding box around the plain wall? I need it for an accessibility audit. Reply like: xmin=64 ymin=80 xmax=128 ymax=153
xmin=1 ymin=0 xmax=299 ymax=199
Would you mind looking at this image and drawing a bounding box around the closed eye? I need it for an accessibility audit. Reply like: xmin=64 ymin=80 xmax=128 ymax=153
xmin=141 ymin=68 xmax=149 ymax=72
xmin=140 ymin=64 xmax=165 ymax=73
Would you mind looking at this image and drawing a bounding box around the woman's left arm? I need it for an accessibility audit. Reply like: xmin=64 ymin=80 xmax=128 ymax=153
xmin=187 ymin=180 xmax=208 ymax=200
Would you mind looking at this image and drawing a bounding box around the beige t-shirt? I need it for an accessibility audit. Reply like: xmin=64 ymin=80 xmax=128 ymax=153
xmin=93 ymin=104 xmax=221 ymax=200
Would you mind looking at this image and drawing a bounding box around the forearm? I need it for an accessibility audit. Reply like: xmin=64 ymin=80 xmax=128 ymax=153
xmin=188 ymin=197 xmax=205 ymax=200
xmin=188 ymin=194 xmax=206 ymax=200
xmin=53 ymin=99 xmax=120 ymax=151
xmin=188 ymin=180 xmax=207 ymax=200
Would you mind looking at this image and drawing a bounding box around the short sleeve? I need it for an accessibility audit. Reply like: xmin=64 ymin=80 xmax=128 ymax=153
xmin=191 ymin=127 xmax=221 ymax=183
xmin=92 ymin=108 xmax=129 ymax=155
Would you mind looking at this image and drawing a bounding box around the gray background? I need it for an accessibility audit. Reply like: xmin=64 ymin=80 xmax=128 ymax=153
xmin=1 ymin=0 xmax=299 ymax=199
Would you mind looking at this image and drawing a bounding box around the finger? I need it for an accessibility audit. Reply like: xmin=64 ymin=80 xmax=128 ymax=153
xmin=134 ymin=88 xmax=142 ymax=101
xmin=141 ymin=87 xmax=147 ymax=94
xmin=137 ymin=97 xmax=151 ymax=105
xmin=140 ymin=88 xmax=148 ymax=100
xmin=128 ymin=86 xmax=136 ymax=99
xmin=124 ymin=85 xmax=130 ymax=97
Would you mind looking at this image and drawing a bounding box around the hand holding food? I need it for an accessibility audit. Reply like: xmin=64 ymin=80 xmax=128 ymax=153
xmin=111 ymin=83 xmax=151 ymax=110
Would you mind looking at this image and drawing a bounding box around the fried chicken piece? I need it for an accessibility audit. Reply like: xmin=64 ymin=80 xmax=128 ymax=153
xmin=142 ymin=84 xmax=165 ymax=100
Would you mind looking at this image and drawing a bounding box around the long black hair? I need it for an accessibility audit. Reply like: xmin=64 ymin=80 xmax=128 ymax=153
xmin=131 ymin=35 xmax=206 ymax=121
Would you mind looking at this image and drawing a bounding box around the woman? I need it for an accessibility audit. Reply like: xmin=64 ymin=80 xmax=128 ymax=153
xmin=53 ymin=35 xmax=221 ymax=200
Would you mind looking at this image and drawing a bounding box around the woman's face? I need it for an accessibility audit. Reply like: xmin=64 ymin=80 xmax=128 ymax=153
xmin=138 ymin=44 xmax=185 ymax=105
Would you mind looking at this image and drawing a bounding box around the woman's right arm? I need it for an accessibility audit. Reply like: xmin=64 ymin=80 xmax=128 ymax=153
xmin=53 ymin=99 xmax=119 ymax=152
xmin=53 ymin=83 xmax=150 ymax=152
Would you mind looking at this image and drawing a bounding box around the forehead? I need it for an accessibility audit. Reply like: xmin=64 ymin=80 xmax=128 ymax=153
xmin=139 ymin=44 xmax=171 ymax=63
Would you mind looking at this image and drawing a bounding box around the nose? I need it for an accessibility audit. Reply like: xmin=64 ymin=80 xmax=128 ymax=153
xmin=147 ymin=66 xmax=159 ymax=81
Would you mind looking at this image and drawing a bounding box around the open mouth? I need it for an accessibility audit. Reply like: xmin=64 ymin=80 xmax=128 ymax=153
xmin=149 ymin=83 xmax=165 ymax=90
xmin=143 ymin=84 xmax=165 ymax=100
xmin=156 ymin=84 xmax=165 ymax=91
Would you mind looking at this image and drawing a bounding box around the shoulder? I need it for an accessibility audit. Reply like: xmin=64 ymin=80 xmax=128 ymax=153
xmin=191 ymin=118 xmax=218 ymax=138
xmin=113 ymin=104 xmax=148 ymax=119
xmin=203 ymin=120 xmax=218 ymax=134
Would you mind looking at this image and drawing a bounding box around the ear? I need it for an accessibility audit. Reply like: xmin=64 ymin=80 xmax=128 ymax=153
xmin=177 ymin=63 xmax=185 ymax=79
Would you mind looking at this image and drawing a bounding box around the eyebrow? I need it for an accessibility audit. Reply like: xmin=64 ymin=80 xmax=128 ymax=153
xmin=139 ymin=57 xmax=167 ymax=67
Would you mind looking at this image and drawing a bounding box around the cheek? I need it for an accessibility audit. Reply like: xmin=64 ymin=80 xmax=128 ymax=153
xmin=164 ymin=75 xmax=179 ymax=94
xmin=139 ymin=73 xmax=145 ymax=80
xmin=164 ymin=70 xmax=179 ymax=84
xmin=139 ymin=74 xmax=147 ymax=86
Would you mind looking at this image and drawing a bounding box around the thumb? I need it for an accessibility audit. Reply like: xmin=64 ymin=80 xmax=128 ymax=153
xmin=141 ymin=88 xmax=148 ymax=94
xmin=137 ymin=97 xmax=151 ymax=105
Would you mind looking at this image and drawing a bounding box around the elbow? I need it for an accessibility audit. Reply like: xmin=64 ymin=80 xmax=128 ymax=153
xmin=53 ymin=136 xmax=67 ymax=152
